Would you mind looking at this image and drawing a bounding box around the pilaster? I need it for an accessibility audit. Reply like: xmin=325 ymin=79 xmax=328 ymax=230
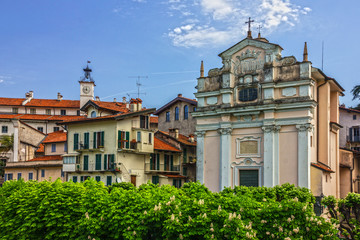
xmin=296 ymin=123 xmax=313 ymax=188
xmin=218 ymin=127 xmax=232 ymax=190
xmin=262 ymin=125 xmax=280 ymax=187
xmin=11 ymin=120 xmax=19 ymax=162
xmin=195 ymin=131 xmax=206 ymax=183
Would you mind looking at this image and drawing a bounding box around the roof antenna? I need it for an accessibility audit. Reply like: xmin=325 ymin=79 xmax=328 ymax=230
xmin=128 ymin=76 xmax=148 ymax=98
xmin=322 ymin=41 xmax=324 ymax=71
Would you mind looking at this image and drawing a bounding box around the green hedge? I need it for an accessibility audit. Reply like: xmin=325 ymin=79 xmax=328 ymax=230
xmin=0 ymin=180 xmax=338 ymax=239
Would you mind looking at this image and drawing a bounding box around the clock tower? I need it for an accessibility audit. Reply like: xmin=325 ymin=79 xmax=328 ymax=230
xmin=79 ymin=63 xmax=95 ymax=109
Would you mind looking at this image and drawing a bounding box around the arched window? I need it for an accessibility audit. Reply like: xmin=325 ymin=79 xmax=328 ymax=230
xmin=238 ymin=88 xmax=258 ymax=102
xmin=175 ymin=107 xmax=179 ymax=121
xmin=166 ymin=112 xmax=170 ymax=122
xmin=184 ymin=105 xmax=188 ymax=120
xmin=90 ymin=111 xmax=96 ymax=118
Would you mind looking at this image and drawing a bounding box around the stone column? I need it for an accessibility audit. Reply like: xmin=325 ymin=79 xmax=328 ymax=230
xmin=296 ymin=123 xmax=312 ymax=188
xmin=195 ymin=131 xmax=206 ymax=184
xmin=11 ymin=120 xmax=19 ymax=162
xmin=262 ymin=125 xmax=280 ymax=187
xmin=218 ymin=127 xmax=232 ymax=191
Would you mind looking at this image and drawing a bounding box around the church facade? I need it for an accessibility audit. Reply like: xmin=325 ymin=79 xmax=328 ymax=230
xmin=193 ymin=31 xmax=344 ymax=197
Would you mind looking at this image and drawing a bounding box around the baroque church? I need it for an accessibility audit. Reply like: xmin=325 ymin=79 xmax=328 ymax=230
xmin=193 ymin=25 xmax=344 ymax=198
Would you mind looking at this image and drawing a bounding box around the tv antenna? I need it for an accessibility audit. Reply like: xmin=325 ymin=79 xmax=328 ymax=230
xmin=128 ymin=76 xmax=148 ymax=98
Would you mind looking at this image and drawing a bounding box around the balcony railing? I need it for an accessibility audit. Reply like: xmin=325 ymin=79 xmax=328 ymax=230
xmin=145 ymin=163 xmax=180 ymax=172
xmin=348 ymin=136 xmax=360 ymax=142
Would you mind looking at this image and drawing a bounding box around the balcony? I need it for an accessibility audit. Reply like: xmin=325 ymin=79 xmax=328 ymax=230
xmin=348 ymin=136 xmax=360 ymax=143
xmin=183 ymin=156 xmax=196 ymax=165
xmin=145 ymin=163 xmax=180 ymax=173
xmin=74 ymin=143 xmax=104 ymax=152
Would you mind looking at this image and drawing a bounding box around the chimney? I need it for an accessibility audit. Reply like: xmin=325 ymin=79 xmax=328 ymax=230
xmin=178 ymin=93 xmax=182 ymax=98
xmin=169 ymin=128 xmax=179 ymax=139
xmin=122 ymin=97 xmax=127 ymax=103
xmin=57 ymin=92 xmax=63 ymax=101
xmin=200 ymin=60 xmax=204 ymax=78
xmin=303 ymin=42 xmax=308 ymax=62
xmin=113 ymin=98 xmax=117 ymax=102
xmin=95 ymin=96 xmax=100 ymax=101
xmin=23 ymin=91 xmax=34 ymax=105
xmin=136 ymin=98 xmax=142 ymax=111
xmin=130 ymin=99 xmax=138 ymax=112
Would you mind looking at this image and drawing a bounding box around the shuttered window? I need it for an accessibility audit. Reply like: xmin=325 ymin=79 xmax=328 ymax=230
xmin=95 ymin=176 xmax=101 ymax=182
xmin=83 ymin=156 xmax=89 ymax=171
xmin=152 ymin=176 xmax=159 ymax=185
xmin=106 ymin=176 xmax=112 ymax=186
xmin=72 ymin=176 xmax=78 ymax=183
xmin=118 ymin=131 xmax=130 ymax=149
xmin=74 ymin=133 xmax=79 ymax=150
xmin=104 ymin=154 xmax=108 ymax=170
xmin=239 ymin=170 xmax=259 ymax=187
xmin=93 ymin=131 xmax=105 ymax=148
xmin=84 ymin=132 xmax=89 ymax=149
xmin=170 ymin=155 xmax=174 ymax=171
xmin=95 ymin=154 xmax=101 ymax=170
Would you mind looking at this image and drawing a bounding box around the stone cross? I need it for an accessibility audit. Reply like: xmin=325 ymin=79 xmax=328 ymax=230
xmin=245 ymin=17 xmax=254 ymax=32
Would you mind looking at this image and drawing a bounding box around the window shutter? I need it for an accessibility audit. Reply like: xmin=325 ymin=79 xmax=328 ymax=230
xmin=80 ymin=176 xmax=84 ymax=182
xmin=164 ymin=155 xmax=168 ymax=171
xmin=150 ymin=154 xmax=154 ymax=170
xmin=173 ymin=179 xmax=176 ymax=187
xmin=350 ymin=128 xmax=353 ymax=142
xmin=95 ymin=176 xmax=101 ymax=182
xmin=106 ymin=176 xmax=112 ymax=186
xmin=74 ymin=133 xmax=79 ymax=150
xmin=110 ymin=154 xmax=115 ymax=170
xmin=84 ymin=132 xmax=89 ymax=149
xmin=95 ymin=154 xmax=101 ymax=170
xmin=83 ymin=156 xmax=89 ymax=171
xmin=101 ymin=131 xmax=105 ymax=147
xmin=125 ymin=132 xmax=130 ymax=149
xmin=104 ymin=154 xmax=108 ymax=170
xmin=145 ymin=116 xmax=149 ymax=129
xmin=156 ymin=153 xmax=160 ymax=170
xmin=118 ymin=131 xmax=121 ymax=149
xmin=183 ymin=149 xmax=187 ymax=163
xmin=170 ymin=155 xmax=174 ymax=171
xmin=73 ymin=176 xmax=78 ymax=183
xmin=93 ymin=132 xmax=97 ymax=148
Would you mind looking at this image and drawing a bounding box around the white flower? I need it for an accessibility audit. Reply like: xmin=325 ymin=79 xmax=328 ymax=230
xmin=210 ymin=223 xmax=213 ymax=227
xmin=179 ymin=212 xmax=182 ymax=216
xmin=133 ymin=231 xmax=136 ymax=236
xmin=188 ymin=216 xmax=192 ymax=221
xmin=171 ymin=214 xmax=175 ymax=221
xmin=266 ymin=231 xmax=270 ymax=235
xmin=211 ymin=234 xmax=214 ymax=239
xmin=293 ymin=227 xmax=299 ymax=233
xmin=144 ymin=210 xmax=147 ymax=215
xmin=203 ymin=213 xmax=207 ymax=218
xmin=179 ymin=234 xmax=183 ymax=239
xmin=85 ymin=212 xmax=89 ymax=219
xmin=287 ymin=218 xmax=292 ymax=223
xmin=210 ymin=228 xmax=214 ymax=232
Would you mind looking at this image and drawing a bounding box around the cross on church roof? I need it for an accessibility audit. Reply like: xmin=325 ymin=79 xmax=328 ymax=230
xmin=245 ymin=17 xmax=254 ymax=32
xmin=257 ymin=24 xmax=262 ymax=34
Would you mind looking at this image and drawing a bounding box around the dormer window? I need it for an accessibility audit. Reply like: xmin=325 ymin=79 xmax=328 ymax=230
xmin=239 ymin=88 xmax=258 ymax=102
xmin=90 ymin=111 xmax=96 ymax=118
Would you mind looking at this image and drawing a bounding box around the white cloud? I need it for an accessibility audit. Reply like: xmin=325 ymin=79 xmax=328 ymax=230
xmin=167 ymin=0 xmax=311 ymax=48
xmin=0 ymin=79 xmax=4 ymax=83
xmin=132 ymin=0 xmax=147 ymax=3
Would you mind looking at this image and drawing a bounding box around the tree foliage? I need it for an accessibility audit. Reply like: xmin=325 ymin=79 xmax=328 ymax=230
xmin=0 ymin=180 xmax=338 ymax=239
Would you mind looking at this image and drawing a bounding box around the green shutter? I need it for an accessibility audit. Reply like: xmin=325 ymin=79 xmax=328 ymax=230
xmin=104 ymin=155 xmax=108 ymax=170
xmin=118 ymin=131 xmax=121 ymax=148
xmin=156 ymin=154 xmax=160 ymax=170
xmin=239 ymin=170 xmax=259 ymax=187
xmin=109 ymin=154 xmax=115 ymax=170
xmin=170 ymin=155 xmax=174 ymax=171
xmin=95 ymin=176 xmax=101 ymax=182
xmin=183 ymin=167 xmax=187 ymax=176
xmin=106 ymin=176 xmax=112 ymax=186
xmin=95 ymin=154 xmax=101 ymax=170
xmin=80 ymin=176 xmax=84 ymax=182
xmin=150 ymin=154 xmax=154 ymax=170
xmin=183 ymin=149 xmax=187 ymax=163
xmin=72 ymin=176 xmax=78 ymax=183
xmin=125 ymin=131 xmax=130 ymax=149
xmin=93 ymin=132 xmax=97 ymax=148
xmin=100 ymin=131 xmax=105 ymax=147
xmin=83 ymin=156 xmax=89 ymax=171
xmin=173 ymin=179 xmax=176 ymax=187
xmin=84 ymin=132 xmax=89 ymax=149
xmin=164 ymin=155 xmax=168 ymax=171
xmin=152 ymin=176 xmax=159 ymax=185
xmin=74 ymin=133 xmax=79 ymax=150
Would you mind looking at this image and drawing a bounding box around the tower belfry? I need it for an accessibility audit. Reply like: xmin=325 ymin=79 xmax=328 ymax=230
xmin=79 ymin=61 xmax=95 ymax=108
xmin=81 ymin=61 xmax=94 ymax=82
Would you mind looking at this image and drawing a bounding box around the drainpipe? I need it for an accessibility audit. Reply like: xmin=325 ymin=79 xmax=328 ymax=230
xmin=351 ymin=154 xmax=354 ymax=192
xmin=316 ymin=81 xmax=327 ymax=165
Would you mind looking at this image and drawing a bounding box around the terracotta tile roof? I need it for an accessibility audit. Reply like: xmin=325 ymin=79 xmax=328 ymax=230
xmin=42 ymin=131 xmax=67 ymax=143
xmin=150 ymin=116 xmax=158 ymax=123
xmin=28 ymin=155 xmax=62 ymax=161
xmin=158 ymin=131 xmax=197 ymax=146
xmin=154 ymin=95 xmax=197 ymax=115
xmin=161 ymin=174 xmax=186 ymax=179
xmin=0 ymin=97 xmax=79 ymax=108
xmin=154 ymin=137 xmax=181 ymax=152
xmin=0 ymin=114 xmax=86 ymax=122
xmin=90 ymin=100 xmax=130 ymax=113
xmin=339 ymin=106 xmax=360 ymax=114
xmin=0 ymin=98 xmax=24 ymax=106
xmin=311 ymin=163 xmax=335 ymax=173
xmin=36 ymin=144 xmax=44 ymax=153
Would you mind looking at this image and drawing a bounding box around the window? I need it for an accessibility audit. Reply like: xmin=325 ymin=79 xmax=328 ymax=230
xmin=193 ymin=107 xmax=196 ymax=112
xmin=28 ymin=172 xmax=33 ymax=180
xmin=140 ymin=116 xmax=149 ymax=129
xmin=12 ymin=108 xmax=18 ymax=114
xmin=137 ymin=131 xmax=141 ymax=142
xmin=164 ymin=154 xmax=170 ymax=171
xmin=239 ymin=170 xmax=259 ymax=187
xmin=51 ymin=144 xmax=56 ymax=152
xmin=72 ymin=176 xmax=78 ymax=183
xmin=91 ymin=111 xmax=96 ymax=118
xmin=84 ymin=132 xmax=89 ymax=149
xmin=183 ymin=148 xmax=187 ymax=163
xmin=95 ymin=154 xmax=102 ymax=170
xmin=184 ymin=105 xmax=188 ymax=120
xmin=103 ymin=154 xmax=115 ymax=170
xmin=30 ymin=108 xmax=36 ymax=114
xmin=93 ymin=131 xmax=105 ymax=148
xmin=173 ymin=179 xmax=181 ymax=188
xmin=63 ymin=156 xmax=76 ymax=164
xmin=53 ymin=127 xmax=60 ymax=132
xmin=175 ymin=107 xmax=179 ymax=121
xmin=239 ymin=88 xmax=258 ymax=102
xmin=77 ymin=110 xmax=80 ymax=116
xmin=106 ymin=176 xmax=112 ymax=186
xmin=41 ymin=169 xmax=45 ymax=178
xmin=183 ymin=167 xmax=187 ymax=176
xmin=74 ymin=133 xmax=79 ymax=150
xmin=46 ymin=109 xmax=51 ymax=115
xmin=354 ymin=115 xmax=357 ymax=120
xmin=95 ymin=176 xmax=101 ymax=182
xmin=166 ymin=112 xmax=170 ymax=122
xmin=37 ymin=127 xmax=44 ymax=133
xmin=64 ymin=143 xmax=67 ymax=152
xmin=1 ymin=126 xmax=8 ymax=133
xmin=150 ymin=153 xmax=160 ymax=170
xmin=148 ymin=133 xmax=152 ymax=144
xmin=17 ymin=173 xmax=22 ymax=180
xmin=7 ymin=173 xmax=13 ymax=181
xmin=83 ymin=155 xmax=89 ymax=171
xmin=152 ymin=176 xmax=159 ymax=185
xmin=61 ymin=170 xmax=64 ymax=177
xmin=118 ymin=131 xmax=130 ymax=149
xmin=60 ymin=110 xmax=66 ymax=116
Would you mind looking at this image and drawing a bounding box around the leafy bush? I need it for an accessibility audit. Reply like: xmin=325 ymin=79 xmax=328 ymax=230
xmin=0 ymin=180 xmax=338 ymax=239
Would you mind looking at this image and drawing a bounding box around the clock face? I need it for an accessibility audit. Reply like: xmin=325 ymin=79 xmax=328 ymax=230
xmin=82 ymin=86 xmax=90 ymax=94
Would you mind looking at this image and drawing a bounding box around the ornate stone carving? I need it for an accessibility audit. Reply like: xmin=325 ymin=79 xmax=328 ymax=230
xmin=218 ymin=127 xmax=232 ymax=135
xmin=231 ymin=158 xmax=263 ymax=168
xmin=236 ymin=49 xmax=261 ymax=61
xmin=262 ymin=125 xmax=281 ymax=133
xmin=222 ymin=58 xmax=232 ymax=72
xmin=208 ymin=68 xmax=221 ymax=77
xmin=280 ymin=56 xmax=296 ymax=66
xmin=296 ymin=123 xmax=313 ymax=132
xmin=194 ymin=131 xmax=206 ymax=138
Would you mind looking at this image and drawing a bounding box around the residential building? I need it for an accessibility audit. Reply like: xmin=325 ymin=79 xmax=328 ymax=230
xmin=193 ymin=30 xmax=344 ymax=197
xmin=154 ymin=94 xmax=197 ymax=137
xmin=4 ymin=130 xmax=66 ymax=182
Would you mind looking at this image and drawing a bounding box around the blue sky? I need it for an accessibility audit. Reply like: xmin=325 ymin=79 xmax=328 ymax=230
xmin=0 ymin=0 xmax=360 ymax=109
